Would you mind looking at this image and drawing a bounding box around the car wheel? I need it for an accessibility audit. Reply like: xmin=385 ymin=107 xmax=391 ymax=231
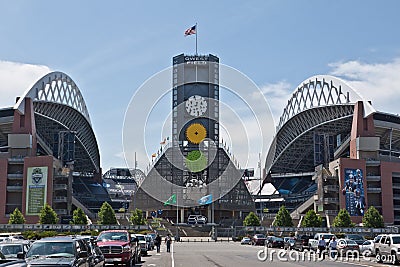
xmin=377 ymin=250 xmax=383 ymax=263
xmin=391 ymin=251 xmax=399 ymax=265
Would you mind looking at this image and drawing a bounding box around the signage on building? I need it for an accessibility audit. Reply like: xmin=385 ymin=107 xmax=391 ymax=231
xmin=342 ymin=168 xmax=366 ymax=216
xmin=26 ymin=167 xmax=48 ymax=215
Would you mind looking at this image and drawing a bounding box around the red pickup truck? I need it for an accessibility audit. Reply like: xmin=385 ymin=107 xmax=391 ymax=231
xmin=96 ymin=230 xmax=140 ymax=267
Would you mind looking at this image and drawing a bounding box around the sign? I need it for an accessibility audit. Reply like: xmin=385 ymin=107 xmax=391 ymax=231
xmin=26 ymin=167 xmax=48 ymax=215
xmin=342 ymin=168 xmax=366 ymax=216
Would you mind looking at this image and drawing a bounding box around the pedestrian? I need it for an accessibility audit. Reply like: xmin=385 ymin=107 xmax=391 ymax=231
xmin=318 ymin=236 xmax=326 ymax=259
xmin=155 ymin=234 xmax=162 ymax=253
xmin=165 ymin=234 xmax=172 ymax=253
xmin=329 ymin=236 xmax=337 ymax=259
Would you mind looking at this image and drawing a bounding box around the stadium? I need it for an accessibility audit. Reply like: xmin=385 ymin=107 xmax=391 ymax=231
xmin=1 ymin=67 xmax=400 ymax=227
xmin=0 ymin=72 xmax=109 ymax=223
xmin=259 ymin=75 xmax=400 ymax=225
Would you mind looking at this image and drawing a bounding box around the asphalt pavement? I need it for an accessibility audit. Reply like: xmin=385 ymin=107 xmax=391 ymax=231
xmin=138 ymin=240 xmax=394 ymax=267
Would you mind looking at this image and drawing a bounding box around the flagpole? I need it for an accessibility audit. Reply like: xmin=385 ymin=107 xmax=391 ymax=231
xmin=195 ymin=22 xmax=198 ymax=55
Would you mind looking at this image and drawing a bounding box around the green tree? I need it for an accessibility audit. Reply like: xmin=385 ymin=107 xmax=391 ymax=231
xmin=129 ymin=208 xmax=146 ymax=225
xmin=301 ymin=210 xmax=322 ymax=227
xmin=243 ymin=212 xmax=261 ymax=226
xmin=273 ymin=206 xmax=293 ymax=227
xmin=39 ymin=203 xmax=58 ymax=224
xmin=71 ymin=208 xmax=88 ymax=225
xmin=8 ymin=208 xmax=26 ymax=224
xmin=98 ymin=202 xmax=117 ymax=225
xmin=332 ymin=209 xmax=354 ymax=227
xmin=363 ymin=206 xmax=384 ymax=228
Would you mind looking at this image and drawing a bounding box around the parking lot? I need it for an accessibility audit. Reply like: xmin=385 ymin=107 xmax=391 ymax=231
xmin=138 ymin=240 xmax=398 ymax=267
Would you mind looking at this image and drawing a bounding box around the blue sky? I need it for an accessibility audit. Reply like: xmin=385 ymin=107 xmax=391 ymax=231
xmin=1 ymin=0 xmax=400 ymax=172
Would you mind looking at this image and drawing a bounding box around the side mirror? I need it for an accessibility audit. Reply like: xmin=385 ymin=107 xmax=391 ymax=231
xmin=79 ymin=251 xmax=88 ymax=258
xmin=17 ymin=252 xmax=25 ymax=259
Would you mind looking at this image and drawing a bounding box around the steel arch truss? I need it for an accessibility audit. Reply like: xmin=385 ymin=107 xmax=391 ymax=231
xmin=16 ymin=72 xmax=91 ymax=124
xmin=277 ymin=75 xmax=351 ymax=131
xmin=34 ymin=101 xmax=100 ymax=172
xmin=266 ymin=104 xmax=354 ymax=174
xmin=15 ymin=71 xmax=100 ymax=173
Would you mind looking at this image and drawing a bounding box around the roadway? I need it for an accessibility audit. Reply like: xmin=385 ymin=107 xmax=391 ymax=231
xmin=138 ymin=241 xmax=394 ymax=267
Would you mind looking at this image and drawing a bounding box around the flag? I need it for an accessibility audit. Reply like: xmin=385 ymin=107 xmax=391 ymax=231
xmin=164 ymin=194 xmax=177 ymax=206
xmin=184 ymin=25 xmax=196 ymax=36
xmin=160 ymin=138 xmax=166 ymax=145
xmin=151 ymin=153 xmax=156 ymax=157
xmin=198 ymin=194 xmax=212 ymax=205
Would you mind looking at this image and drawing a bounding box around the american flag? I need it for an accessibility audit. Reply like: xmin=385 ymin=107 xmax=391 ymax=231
xmin=184 ymin=25 xmax=196 ymax=36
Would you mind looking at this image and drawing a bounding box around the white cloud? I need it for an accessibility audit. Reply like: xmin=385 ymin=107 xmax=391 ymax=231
xmin=259 ymin=80 xmax=292 ymax=122
xmin=329 ymin=58 xmax=400 ymax=115
xmin=0 ymin=60 xmax=51 ymax=108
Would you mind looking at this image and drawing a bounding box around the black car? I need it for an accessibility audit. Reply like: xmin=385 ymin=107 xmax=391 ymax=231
xmin=20 ymin=236 xmax=90 ymax=267
xmin=266 ymin=236 xmax=284 ymax=248
xmin=343 ymin=234 xmax=366 ymax=246
xmin=294 ymin=235 xmax=313 ymax=251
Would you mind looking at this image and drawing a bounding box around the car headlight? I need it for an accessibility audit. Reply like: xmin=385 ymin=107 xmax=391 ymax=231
xmin=123 ymin=245 xmax=130 ymax=252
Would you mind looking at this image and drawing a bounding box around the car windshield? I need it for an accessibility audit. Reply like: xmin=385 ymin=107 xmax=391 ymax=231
xmin=347 ymin=234 xmax=364 ymax=240
xmin=0 ymin=245 xmax=23 ymax=256
xmin=255 ymin=234 xmax=265 ymax=238
xmin=274 ymin=237 xmax=283 ymax=241
xmin=136 ymin=235 xmax=146 ymax=241
xmin=26 ymin=242 xmax=74 ymax=258
xmin=97 ymin=232 xmax=128 ymax=241
xmin=392 ymin=236 xmax=400 ymax=244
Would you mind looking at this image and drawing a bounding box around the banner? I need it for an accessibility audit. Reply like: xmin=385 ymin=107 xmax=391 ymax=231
xmin=26 ymin=167 xmax=48 ymax=215
xmin=342 ymin=168 xmax=366 ymax=216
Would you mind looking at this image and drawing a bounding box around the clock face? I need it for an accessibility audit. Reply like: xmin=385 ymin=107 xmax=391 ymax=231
xmin=185 ymin=95 xmax=207 ymax=117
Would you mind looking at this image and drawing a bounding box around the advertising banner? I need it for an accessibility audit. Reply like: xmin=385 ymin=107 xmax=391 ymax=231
xmin=26 ymin=167 xmax=48 ymax=215
xmin=342 ymin=168 xmax=366 ymax=216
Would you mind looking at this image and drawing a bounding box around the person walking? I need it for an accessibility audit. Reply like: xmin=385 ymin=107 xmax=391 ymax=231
xmin=165 ymin=234 xmax=172 ymax=253
xmin=155 ymin=234 xmax=162 ymax=253
xmin=329 ymin=236 xmax=337 ymax=259
xmin=318 ymin=236 xmax=326 ymax=259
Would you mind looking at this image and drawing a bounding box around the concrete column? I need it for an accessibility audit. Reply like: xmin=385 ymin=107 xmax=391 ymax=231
xmin=181 ymin=208 xmax=185 ymax=223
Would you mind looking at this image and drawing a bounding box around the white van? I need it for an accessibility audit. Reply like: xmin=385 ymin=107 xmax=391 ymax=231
xmin=187 ymin=215 xmax=207 ymax=224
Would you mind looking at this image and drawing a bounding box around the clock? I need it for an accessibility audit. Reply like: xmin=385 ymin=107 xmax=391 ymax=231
xmin=185 ymin=95 xmax=207 ymax=117
xmin=186 ymin=123 xmax=207 ymax=144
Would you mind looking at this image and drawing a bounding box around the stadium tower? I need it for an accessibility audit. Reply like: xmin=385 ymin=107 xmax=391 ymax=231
xmin=133 ymin=54 xmax=254 ymax=224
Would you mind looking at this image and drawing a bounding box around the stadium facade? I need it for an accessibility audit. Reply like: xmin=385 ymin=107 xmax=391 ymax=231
xmin=262 ymin=75 xmax=400 ymax=225
xmin=133 ymin=54 xmax=255 ymax=223
xmin=0 ymin=72 xmax=107 ymax=224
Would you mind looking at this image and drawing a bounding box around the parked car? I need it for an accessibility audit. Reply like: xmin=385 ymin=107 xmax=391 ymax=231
xmin=133 ymin=234 xmax=148 ymax=256
xmin=0 ymin=241 xmax=30 ymax=260
xmin=97 ymin=230 xmax=140 ymax=266
xmin=251 ymin=234 xmax=267 ymax=246
xmin=375 ymin=234 xmax=400 ymax=264
xmin=266 ymin=236 xmax=284 ymax=248
xmin=337 ymin=239 xmax=360 ymax=257
xmin=20 ymin=236 xmax=91 ymax=267
xmin=240 ymin=237 xmax=251 ymax=245
xmin=283 ymin=237 xmax=295 ymax=250
xmin=294 ymin=234 xmax=313 ymax=252
xmin=308 ymin=233 xmax=337 ymax=251
xmin=343 ymin=234 xmax=366 ymax=245
xmin=187 ymin=215 xmax=207 ymax=224
xmin=359 ymin=240 xmax=375 ymax=255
